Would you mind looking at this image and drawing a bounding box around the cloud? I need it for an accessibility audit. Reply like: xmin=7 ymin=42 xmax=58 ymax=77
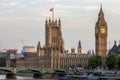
xmin=0 ymin=0 xmax=119 ymax=52
xmin=0 ymin=2 xmax=18 ymax=7
xmin=9 ymin=2 xmax=18 ymax=6
xmin=18 ymin=4 xmax=26 ymax=8
xmin=83 ymin=5 xmax=98 ymax=10
xmin=109 ymin=8 xmax=120 ymax=15
xmin=1 ymin=0 xmax=6 ymax=1
xmin=103 ymin=0 xmax=120 ymax=3
xmin=54 ymin=4 xmax=98 ymax=11
xmin=0 ymin=1 xmax=26 ymax=8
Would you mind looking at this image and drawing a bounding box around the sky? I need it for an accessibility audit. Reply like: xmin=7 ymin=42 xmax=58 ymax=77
xmin=0 ymin=0 xmax=120 ymax=53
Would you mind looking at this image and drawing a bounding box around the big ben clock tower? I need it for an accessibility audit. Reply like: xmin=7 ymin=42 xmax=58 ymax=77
xmin=95 ymin=4 xmax=108 ymax=57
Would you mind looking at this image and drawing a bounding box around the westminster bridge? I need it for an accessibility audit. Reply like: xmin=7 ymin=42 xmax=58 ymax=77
xmin=0 ymin=67 xmax=66 ymax=79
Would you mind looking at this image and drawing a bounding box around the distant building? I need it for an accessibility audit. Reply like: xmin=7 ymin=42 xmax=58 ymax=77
xmin=22 ymin=46 xmax=35 ymax=53
xmin=6 ymin=49 xmax=18 ymax=67
xmin=0 ymin=52 xmax=8 ymax=57
xmin=6 ymin=49 xmax=18 ymax=54
xmin=109 ymin=41 xmax=120 ymax=54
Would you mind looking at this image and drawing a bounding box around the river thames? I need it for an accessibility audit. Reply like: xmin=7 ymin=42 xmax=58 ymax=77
xmin=0 ymin=75 xmax=57 ymax=80
xmin=1 ymin=74 xmax=120 ymax=80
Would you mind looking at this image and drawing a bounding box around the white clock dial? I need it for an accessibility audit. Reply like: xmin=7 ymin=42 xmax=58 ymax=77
xmin=101 ymin=28 xmax=105 ymax=34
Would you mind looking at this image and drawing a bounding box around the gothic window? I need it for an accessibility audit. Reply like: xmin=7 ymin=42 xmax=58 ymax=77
xmin=52 ymin=37 xmax=56 ymax=43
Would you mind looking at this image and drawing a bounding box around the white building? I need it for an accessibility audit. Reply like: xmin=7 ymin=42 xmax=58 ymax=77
xmin=22 ymin=46 xmax=35 ymax=53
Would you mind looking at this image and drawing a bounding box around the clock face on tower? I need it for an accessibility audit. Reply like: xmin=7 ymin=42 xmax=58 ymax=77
xmin=101 ymin=28 xmax=106 ymax=34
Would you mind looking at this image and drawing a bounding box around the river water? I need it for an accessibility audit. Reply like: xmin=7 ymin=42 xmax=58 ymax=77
xmin=0 ymin=75 xmax=57 ymax=80
xmin=1 ymin=74 xmax=120 ymax=80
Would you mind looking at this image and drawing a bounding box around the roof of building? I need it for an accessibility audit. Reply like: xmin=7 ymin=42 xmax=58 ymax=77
xmin=0 ymin=52 xmax=8 ymax=57
xmin=23 ymin=46 xmax=35 ymax=48
xmin=15 ymin=53 xmax=25 ymax=59
xmin=109 ymin=41 xmax=120 ymax=54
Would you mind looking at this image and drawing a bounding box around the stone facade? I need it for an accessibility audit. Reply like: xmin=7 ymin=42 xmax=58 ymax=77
xmin=36 ymin=18 xmax=92 ymax=69
xmin=95 ymin=5 xmax=108 ymax=57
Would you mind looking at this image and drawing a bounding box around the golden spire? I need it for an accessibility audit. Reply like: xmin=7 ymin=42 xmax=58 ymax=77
xmin=78 ymin=40 xmax=81 ymax=48
xmin=99 ymin=2 xmax=104 ymax=16
xmin=97 ymin=2 xmax=106 ymax=24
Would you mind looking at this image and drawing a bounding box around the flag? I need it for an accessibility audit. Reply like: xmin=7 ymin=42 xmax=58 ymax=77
xmin=49 ymin=8 xmax=54 ymax=12
xmin=49 ymin=7 xmax=54 ymax=20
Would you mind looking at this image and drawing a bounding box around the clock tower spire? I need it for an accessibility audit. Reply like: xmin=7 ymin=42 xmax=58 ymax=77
xmin=95 ymin=3 xmax=108 ymax=57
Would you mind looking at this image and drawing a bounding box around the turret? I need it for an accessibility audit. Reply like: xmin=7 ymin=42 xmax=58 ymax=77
xmin=71 ymin=48 xmax=75 ymax=54
xmin=78 ymin=40 xmax=82 ymax=54
xmin=45 ymin=18 xmax=64 ymax=53
xmin=58 ymin=18 xmax=62 ymax=38
xmin=49 ymin=18 xmax=51 ymax=25
xmin=45 ymin=19 xmax=48 ymax=29
xmin=119 ymin=40 xmax=120 ymax=47
xmin=45 ymin=18 xmax=48 ymax=25
xmin=58 ymin=18 xmax=61 ymax=24
xmin=37 ymin=41 xmax=41 ymax=52
xmin=58 ymin=18 xmax=61 ymax=29
xmin=96 ymin=3 xmax=106 ymax=25
xmin=55 ymin=19 xmax=57 ymax=24
xmin=114 ymin=41 xmax=117 ymax=47
xmin=92 ymin=49 xmax=94 ymax=55
xmin=99 ymin=4 xmax=104 ymax=18
xmin=45 ymin=19 xmax=49 ymax=47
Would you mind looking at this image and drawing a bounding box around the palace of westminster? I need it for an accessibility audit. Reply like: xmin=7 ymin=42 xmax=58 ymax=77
xmin=6 ymin=4 xmax=119 ymax=69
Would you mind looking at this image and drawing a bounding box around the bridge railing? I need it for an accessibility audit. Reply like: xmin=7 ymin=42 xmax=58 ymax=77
xmin=0 ymin=67 xmax=55 ymax=74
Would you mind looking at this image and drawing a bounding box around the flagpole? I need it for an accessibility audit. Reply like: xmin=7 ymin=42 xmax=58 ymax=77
xmin=50 ymin=7 xmax=54 ymax=21
xmin=52 ymin=7 xmax=54 ymax=21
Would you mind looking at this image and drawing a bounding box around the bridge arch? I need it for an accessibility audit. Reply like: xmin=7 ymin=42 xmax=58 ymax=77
xmin=16 ymin=68 xmax=41 ymax=73
xmin=0 ymin=68 xmax=13 ymax=73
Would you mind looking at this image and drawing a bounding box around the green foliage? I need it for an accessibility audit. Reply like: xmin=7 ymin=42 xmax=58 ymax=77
xmin=88 ymin=56 xmax=96 ymax=68
xmin=106 ymin=53 xmax=117 ymax=70
xmin=0 ymin=56 xmax=6 ymax=67
xmin=95 ymin=55 xmax=102 ymax=66
xmin=117 ymin=56 xmax=120 ymax=69
xmin=88 ymin=55 xmax=102 ymax=69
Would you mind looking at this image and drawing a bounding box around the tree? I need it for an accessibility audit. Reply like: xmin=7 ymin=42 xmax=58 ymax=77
xmin=106 ymin=53 xmax=117 ymax=70
xmin=95 ymin=55 xmax=102 ymax=67
xmin=0 ymin=56 xmax=6 ymax=67
xmin=88 ymin=56 xmax=96 ymax=69
xmin=117 ymin=56 xmax=120 ymax=69
xmin=88 ymin=55 xmax=102 ymax=69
